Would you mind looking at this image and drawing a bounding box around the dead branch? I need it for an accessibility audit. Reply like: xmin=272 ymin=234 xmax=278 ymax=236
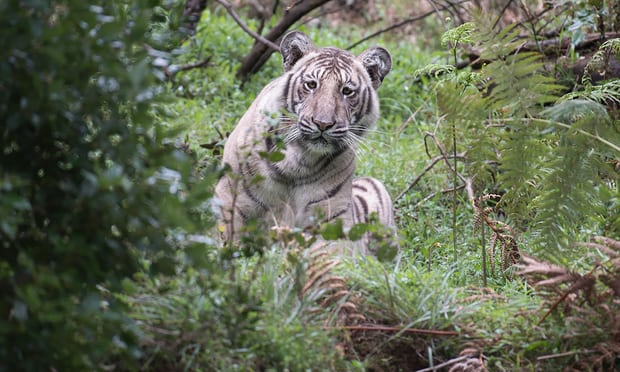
xmin=144 ymin=43 xmax=213 ymax=78
xmin=515 ymin=253 xmax=602 ymax=325
xmin=236 ymin=0 xmax=333 ymax=80
xmin=537 ymin=273 xmax=597 ymax=325
xmin=536 ymin=349 xmax=592 ymax=361
xmin=460 ymin=31 xmax=620 ymax=72
xmin=395 ymin=152 xmax=466 ymax=203
xmin=166 ymin=56 xmax=213 ymax=77
xmin=521 ymin=32 xmax=620 ymax=54
xmin=215 ymin=0 xmax=281 ymax=52
xmin=347 ymin=0 xmax=472 ymax=50
xmin=415 ymin=356 xmax=470 ymax=372
xmin=182 ymin=0 xmax=208 ymax=36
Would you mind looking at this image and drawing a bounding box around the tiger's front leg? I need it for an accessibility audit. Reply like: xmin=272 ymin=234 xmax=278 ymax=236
xmin=351 ymin=176 xmax=395 ymax=227
xmin=213 ymin=174 xmax=247 ymax=241
xmin=300 ymin=189 xmax=355 ymax=230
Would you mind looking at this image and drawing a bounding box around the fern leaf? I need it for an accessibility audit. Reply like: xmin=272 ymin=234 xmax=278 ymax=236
xmin=474 ymin=22 xmax=522 ymax=61
xmin=482 ymin=52 xmax=563 ymax=116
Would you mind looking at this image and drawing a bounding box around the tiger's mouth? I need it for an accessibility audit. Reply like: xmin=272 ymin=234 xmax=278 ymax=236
xmin=299 ymin=129 xmax=352 ymax=155
xmin=302 ymin=127 xmax=342 ymax=145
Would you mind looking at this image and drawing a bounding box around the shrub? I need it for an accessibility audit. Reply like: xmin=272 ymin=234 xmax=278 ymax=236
xmin=0 ymin=1 xmax=210 ymax=369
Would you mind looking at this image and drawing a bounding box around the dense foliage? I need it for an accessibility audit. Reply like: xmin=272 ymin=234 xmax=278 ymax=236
xmin=0 ymin=1 xmax=211 ymax=369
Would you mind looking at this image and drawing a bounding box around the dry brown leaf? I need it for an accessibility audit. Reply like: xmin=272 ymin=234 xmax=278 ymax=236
xmin=535 ymin=273 xmax=579 ymax=287
xmin=516 ymin=254 xmax=571 ymax=277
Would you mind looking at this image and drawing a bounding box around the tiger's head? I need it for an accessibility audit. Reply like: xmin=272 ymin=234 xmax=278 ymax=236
xmin=278 ymin=31 xmax=391 ymax=155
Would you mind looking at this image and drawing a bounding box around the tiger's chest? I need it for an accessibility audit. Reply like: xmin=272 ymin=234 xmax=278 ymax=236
xmin=251 ymin=150 xmax=356 ymax=227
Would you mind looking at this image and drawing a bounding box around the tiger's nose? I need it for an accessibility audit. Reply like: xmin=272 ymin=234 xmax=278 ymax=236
xmin=311 ymin=117 xmax=335 ymax=131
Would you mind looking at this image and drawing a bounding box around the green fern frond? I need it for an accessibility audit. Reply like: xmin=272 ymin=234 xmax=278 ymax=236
xmin=441 ymin=22 xmax=475 ymax=48
xmin=582 ymin=38 xmax=620 ymax=86
xmin=495 ymin=126 xmax=549 ymax=221
xmin=482 ymin=52 xmax=563 ymax=116
xmin=435 ymin=81 xmax=489 ymax=166
xmin=413 ymin=63 xmax=456 ymax=80
xmin=435 ymin=81 xmax=485 ymax=121
xmin=542 ymin=99 xmax=609 ymax=124
xmin=473 ymin=22 xmax=522 ymax=61
xmin=541 ymin=99 xmax=620 ymax=155
xmin=560 ymin=79 xmax=620 ymax=105
xmin=424 ymin=18 xmax=618 ymax=263
xmin=530 ymin=127 xmax=607 ymax=256
xmin=599 ymin=38 xmax=620 ymax=54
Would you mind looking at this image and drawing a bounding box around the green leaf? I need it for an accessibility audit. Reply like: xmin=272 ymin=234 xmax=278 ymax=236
xmin=259 ymin=150 xmax=285 ymax=162
xmin=348 ymin=223 xmax=370 ymax=241
xmin=376 ymin=243 xmax=398 ymax=262
xmin=320 ymin=219 xmax=345 ymax=240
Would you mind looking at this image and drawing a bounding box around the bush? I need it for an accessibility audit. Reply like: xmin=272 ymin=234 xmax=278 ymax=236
xmin=0 ymin=1 xmax=210 ymax=369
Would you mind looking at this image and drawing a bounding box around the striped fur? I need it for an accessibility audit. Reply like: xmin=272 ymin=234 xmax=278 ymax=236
xmin=214 ymin=31 xmax=395 ymax=252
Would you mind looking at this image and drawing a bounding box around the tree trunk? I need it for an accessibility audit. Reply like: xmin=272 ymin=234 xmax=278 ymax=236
xmin=184 ymin=0 xmax=208 ymax=36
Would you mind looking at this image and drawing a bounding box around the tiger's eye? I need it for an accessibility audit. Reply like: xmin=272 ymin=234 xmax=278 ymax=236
xmin=305 ymin=81 xmax=317 ymax=90
xmin=342 ymin=86 xmax=353 ymax=96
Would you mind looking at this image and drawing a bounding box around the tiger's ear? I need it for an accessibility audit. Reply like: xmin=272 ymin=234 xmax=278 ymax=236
xmin=280 ymin=31 xmax=316 ymax=72
xmin=358 ymin=47 xmax=392 ymax=89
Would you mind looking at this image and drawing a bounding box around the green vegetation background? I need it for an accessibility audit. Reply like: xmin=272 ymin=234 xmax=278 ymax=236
xmin=1 ymin=1 xmax=619 ymax=371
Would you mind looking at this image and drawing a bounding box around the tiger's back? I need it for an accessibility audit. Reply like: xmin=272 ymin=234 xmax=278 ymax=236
xmin=214 ymin=31 xmax=396 ymax=253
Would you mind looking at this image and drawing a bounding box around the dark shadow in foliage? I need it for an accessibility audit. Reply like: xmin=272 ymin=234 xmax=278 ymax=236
xmin=0 ymin=1 xmax=213 ymax=370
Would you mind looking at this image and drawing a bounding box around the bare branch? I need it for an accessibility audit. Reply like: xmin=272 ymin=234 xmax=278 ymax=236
xmin=347 ymin=0 xmax=472 ymax=50
xmin=491 ymin=0 xmax=516 ymax=30
xmin=215 ymin=0 xmax=281 ymax=52
xmin=236 ymin=0 xmax=333 ymax=80
xmin=167 ymin=56 xmax=213 ymax=77
xmin=145 ymin=43 xmax=213 ymax=78
xmin=536 ymin=349 xmax=593 ymax=361
xmin=415 ymin=355 xmax=469 ymax=372
xmin=395 ymin=153 xmax=465 ymax=203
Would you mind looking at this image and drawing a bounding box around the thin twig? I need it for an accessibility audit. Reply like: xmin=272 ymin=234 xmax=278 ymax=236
xmin=536 ymin=349 xmax=592 ymax=361
xmin=395 ymin=153 xmax=466 ymax=203
xmin=413 ymin=185 xmax=465 ymax=209
xmin=215 ymin=0 xmax=281 ymax=51
xmin=346 ymin=0 xmax=472 ymax=50
xmin=505 ymin=118 xmax=620 ymax=153
xmin=415 ymin=355 xmax=469 ymax=372
xmin=425 ymin=0 xmax=449 ymax=29
xmin=326 ymin=324 xmax=459 ymax=336
xmin=166 ymin=56 xmax=213 ymax=77
xmin=424 ymin=131 xmax=468 ymax=184
xmin=491 ymin=0 xmax=515 ymax=30
xmin=144 ymin=44 xmax=213 ymax=78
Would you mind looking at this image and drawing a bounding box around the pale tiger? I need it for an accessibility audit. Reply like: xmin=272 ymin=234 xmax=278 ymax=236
xmin=214 ymin=31 xmax=396 ymax=254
